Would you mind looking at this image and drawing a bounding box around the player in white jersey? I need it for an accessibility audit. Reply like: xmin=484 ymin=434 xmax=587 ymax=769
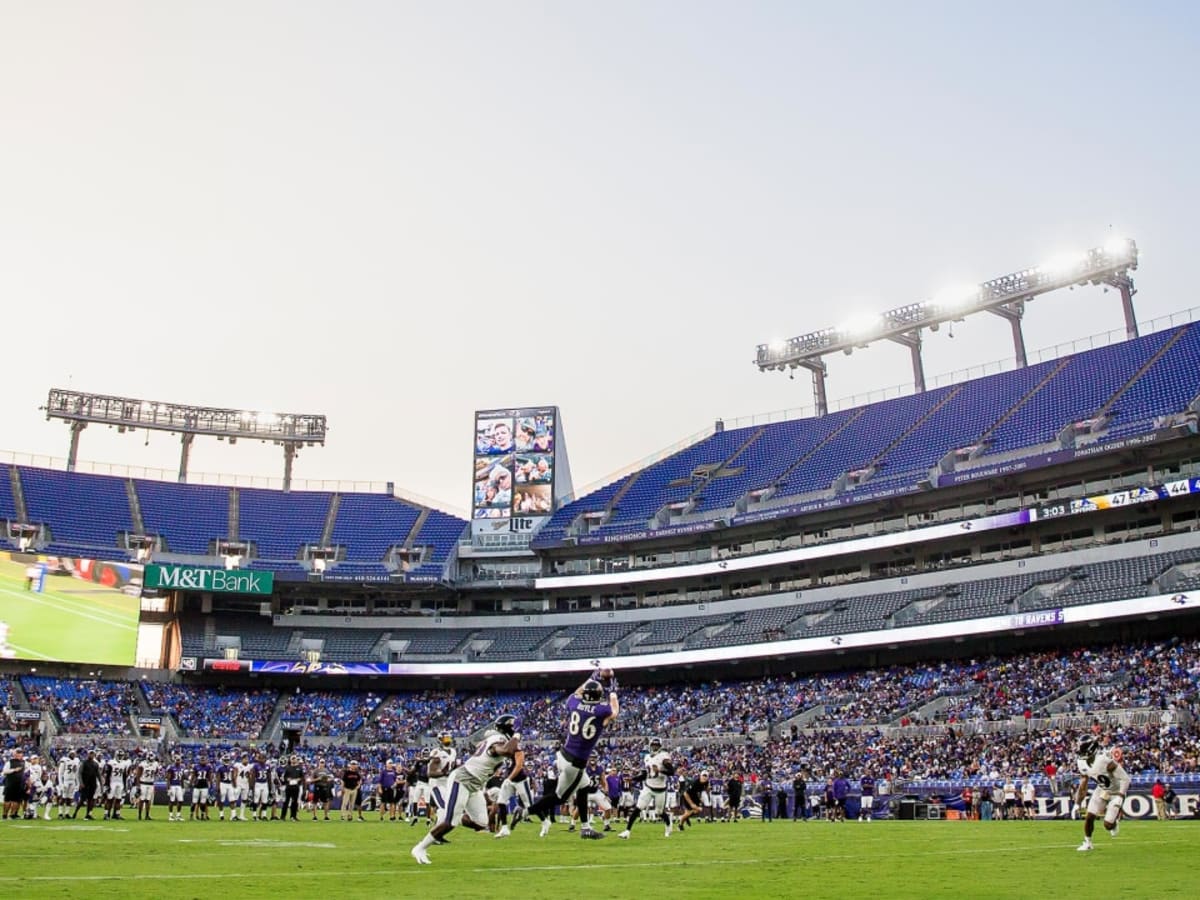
xmin=427 ymin=734 xmax=457 ymax=815
xmin=106 ymin=750 xmax=131 ymax=820
xmin=57 ymin=750 xmax=81 ymax=819
xmin=234 ymin=755 xmax=252 ymax=821
xmin=1075 ymin=736 xmax=1131 ymax=852
xmin=25 ymin=757 xmax=45 ymax=820
xmin=136 ymin=753 xmax=160 ymax=821
xmin=411 ymin=715 xmax=520 ymax=865
xmin=620 ymin=737 xmax=674 ymax=839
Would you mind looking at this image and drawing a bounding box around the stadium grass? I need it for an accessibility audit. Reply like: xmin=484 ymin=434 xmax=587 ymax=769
xmin=0 ymin=817 xmax=1192 ymax=899
xmin=0 ymin=558 xmax=139 ymax=665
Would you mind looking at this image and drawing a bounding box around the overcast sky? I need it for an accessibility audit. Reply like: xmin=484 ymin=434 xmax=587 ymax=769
xmin=2 ymin=1 xmax=1198 ymax=514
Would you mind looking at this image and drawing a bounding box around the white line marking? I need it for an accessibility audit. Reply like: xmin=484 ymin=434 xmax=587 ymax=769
xmin=0 ymin=585 xmax=137 ymax=630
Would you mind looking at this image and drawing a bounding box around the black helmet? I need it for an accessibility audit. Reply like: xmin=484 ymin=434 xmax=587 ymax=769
xmin=1077 ymin=736 xmax=1100 ymax=759
xmin=493 ymin=715 xmax=518 ymax=737
xmin=581 ymin=680 xmax=604 ymax=703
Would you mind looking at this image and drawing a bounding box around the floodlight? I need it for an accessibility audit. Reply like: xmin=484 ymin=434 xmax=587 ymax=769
xmin=1038 ymin=251 xmax=1088 ymax=278
xmin=933 ymin=283 xmax=979 ymax=314
xmin=839 ymin=313 xmax=882 ymax=341
xmin=1104 ymin=235 xmax=1130 ymax=256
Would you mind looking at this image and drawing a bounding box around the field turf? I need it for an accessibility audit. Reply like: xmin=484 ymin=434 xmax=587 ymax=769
xmin=0 ymin=815 xmax=1193 ymax=899
xmin=0 ymin=558 xmax=139 ymax=665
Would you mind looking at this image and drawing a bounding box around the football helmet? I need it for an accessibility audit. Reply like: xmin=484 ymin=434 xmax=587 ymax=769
xmin=1077 ymin=736 xmax=1100 ymax=760
xmin=648 ymin=737 xmax=663 ymax=753
xmin=492 ymin=714 xmax=518 ymax=737
xmin=438 ymin=733 xmax=454 ymax=748
xmin=581 ymin=680 xmax=605 ymax=703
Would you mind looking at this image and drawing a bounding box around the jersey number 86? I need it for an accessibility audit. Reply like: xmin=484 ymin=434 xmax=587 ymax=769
xmin=569 ymin=711 xmax=598 ymax=741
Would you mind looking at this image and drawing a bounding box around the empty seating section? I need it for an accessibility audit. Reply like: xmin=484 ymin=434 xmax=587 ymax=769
xmin=0 ymin=464 xmax=17 ymax=521
xmin=20 ymin=467 xmax=131 ymax=550
xmin=636 ymin=616 xmax=718 ymax=646
xmin=395 ymin=628 xmax=472 ymax=656
xmin=479 ymin=626 xmax=558 ymax=659
xmin=693 ymin=411 xmax=856 ymax=513
xmin=774 ymin=388 xmax=954 ymax=498
xmin=22 ymin=676 xmax=137 ymax=734
xmin=141 ymin=683 xmax=278 ymax=739
xmin=331 ymin=494 xmax=421 ymax=560
xmin=603 ymin=428 xmax=758 ymax=527
xmin=214 ymin=618 xmax=293 ymax=660
xmin=1102 ymin=325 xmax=1200 ymax=437
xmin=532 ymin=477 xmax=631 ymax=546
xmin=553 ymin=622 xmax=638 ymax=656
xmin=541 ymin=323 xmax=1200 ymax=543
xmin=986 ymin=329 xmax=1174 ymax=454
xmin=136 ymin=480 xmax=229 ymax=553
xmin=300 ymin=628 xmax=382 ymax=661
xmin=238 ymin=488 xmax=330 ymax=559
xmin=326 ymin=561 xmax=391 ymax=578
xmin=404 ymin=510 xmax=466 ymax=579
xmin=873 ymin=360 xmax=1058 ymax=477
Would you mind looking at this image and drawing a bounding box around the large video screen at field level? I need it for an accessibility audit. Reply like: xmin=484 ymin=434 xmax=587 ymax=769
xmin=472 ymin=407 xmax=558 ymax=540
xmin=0 ymin=552 xmax=139 ymax=666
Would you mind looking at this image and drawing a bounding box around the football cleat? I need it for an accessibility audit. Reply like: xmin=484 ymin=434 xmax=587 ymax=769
xmin=1110 ymin=822 xmax=1119 ymax=838
xmin=618 ymin=829 xmax=631 ymax=839
xmin=581 ymin=828 xmax=604 ymax=840
xmin=494 ymin=826 xmax=511 ymax=839
xmin=1077 ymin=840 xmax=1093 ymax=852
xmin=539 ymin=819 xmax=552 ymax=838
xmin=410 ymin=847 xmax=431 ymax=865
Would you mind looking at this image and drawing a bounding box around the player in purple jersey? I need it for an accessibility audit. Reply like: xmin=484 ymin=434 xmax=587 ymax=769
xmin=166 ymin=756 xmax=186 ymax=821
xmin=251 ymin=754 xmax=272 ymax=820
xmin=528 ymin=666 xmax=620 ymax=840
xmin=191 ymin=759 xmax=213 ymax=820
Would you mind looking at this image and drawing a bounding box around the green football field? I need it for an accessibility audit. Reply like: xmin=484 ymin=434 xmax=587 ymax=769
xmin=0 ymin=558 xmax=139 ymax=665
xmin=0 ymin=816 xmax=1192 ymax=899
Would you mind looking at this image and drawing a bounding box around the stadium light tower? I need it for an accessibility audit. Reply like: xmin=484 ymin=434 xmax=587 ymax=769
xmin=42 ymin=389 xmax=327 ymax=490
xmin=755 ymin=238 xmax=1140 ymax=415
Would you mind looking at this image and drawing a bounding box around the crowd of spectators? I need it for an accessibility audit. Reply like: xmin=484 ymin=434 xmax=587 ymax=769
xmin=21 ymin=676 xmax=137 ymax=735
xmin=277 ymin=689 xmax=383 ymax=737
xmin=141 ymin=683 xmax=279 ymax=740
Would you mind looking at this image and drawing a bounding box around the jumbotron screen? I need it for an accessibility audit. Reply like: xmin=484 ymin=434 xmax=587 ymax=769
xmin=471 ymin=406 xmax=559 ymax=543
xmin=0 ymin=552 xmax=140 ymax=665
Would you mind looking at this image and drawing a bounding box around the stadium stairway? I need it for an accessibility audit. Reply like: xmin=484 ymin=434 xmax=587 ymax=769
xmin=404 ymin=507 xmax=430 ymax=550
xmin=1090 ymin=325 xmax=1187 ymax=421
xmin=125 ymin=479 xmax=145 ymax=535
xmin=261 ymin=693 xmax=293 ymax=744
xmin=320 ymin=494 xmax=341 ymax=546
xmin=957 ymin=357 xmax=1071 ymax=466
xmin=760 ymin=408 xmax=866 ymax=505
xmin=8 ymin=465 xmax=28 ymax=523
xmin=228 ymin=488 xmax=240 ymax=541
xmin=677 ymin=426 xmax=767 ymax=508
xmin=859 ymin=384 xmax=965 ymax=485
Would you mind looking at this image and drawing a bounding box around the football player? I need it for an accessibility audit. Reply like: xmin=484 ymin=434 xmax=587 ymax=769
xmin=57 ymin=749 xmax=80 ymax=819
xmin=528 ymin=666 xmax=620 ymax=839
xmin=493 ymin=736 xmax=532 ymax=838
xmin=677 ymin=769 xmax=710 ymax=829
xmin=427 ymin=735 xmax=457 ymax=822
xmin=620 ymin=737 xmax=674 ymax=839
xmin=1075 ymin=735 xmax=1130 ymax=852
xmin=135 ymin=750 xmax=159 ymax=821
xmin=165 ymin=755 xmax=186 ymax=821
xmin=251 ymin=753 xmax=272 ymax=820
xmin=411 ymin=714 xmax=521 ymax=865
xmin=105 ymin=749 xmax=131 ymax=820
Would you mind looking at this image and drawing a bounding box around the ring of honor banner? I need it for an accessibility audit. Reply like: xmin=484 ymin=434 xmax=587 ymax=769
xmin=471 ymin=405 xmax=572 ymax=548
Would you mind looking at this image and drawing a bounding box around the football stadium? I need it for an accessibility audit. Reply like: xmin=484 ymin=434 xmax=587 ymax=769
xmin=2 ymin=5 xmax=1198 ymax=900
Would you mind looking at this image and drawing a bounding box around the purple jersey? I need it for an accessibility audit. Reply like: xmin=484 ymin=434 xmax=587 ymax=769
xmin=218 ymin=764 xmax=233 ymax=784
xmin=379 ymin=769 xmax=397 ymax=789
xmin=860 ymin=776 xmax=875 ymax=797
xmin=166 ymin=765 xmax=183 ymax=786
xmin=252 ymin=761 xmax=269 ymax=783
xmin=606 ymin=773 xmax=623 ymax=799
xmin=193 ymin=763 xmax=212 ymax=786
xmin=562 ymin=694 xmax=613 ymax=761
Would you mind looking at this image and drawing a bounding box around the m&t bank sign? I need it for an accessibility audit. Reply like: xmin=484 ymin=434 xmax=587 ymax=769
xmin=144 ymin=564 xmax=274 ymax=596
